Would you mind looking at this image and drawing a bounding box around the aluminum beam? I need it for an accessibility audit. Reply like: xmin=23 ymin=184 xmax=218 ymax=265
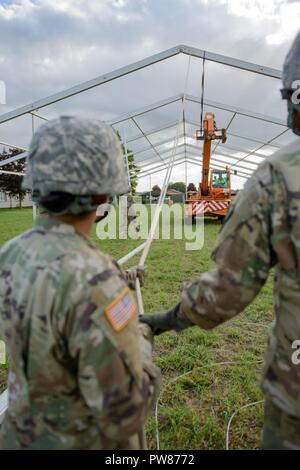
xmin=185 ymin=145 xmax=255 ymax=171
xmin=185 ymin=156 xmax=252 ymax=178
xmin=136 ymin=137 xmax=265 ymax=165
xmin=0 ymin=45 xmax=281 ymax=125
xmin=140 ymin=156 xmax=250 ymax=180
xmin=138 ymin=147 xmax=253 ymax=178
xmin=186 ymin=157 xmax=250 ymax=178
xmin=216 ymin=143 xmax=266 ymax=160
xmin=185 ymin=159 xmax=248 ymax=180
xmin=0 ymin=151 xmax=28 ymax=167
xmin=187 ymin=119 xmax=282 ymax=149
xmin=138 ymin=157 xmax=187 ymax=178
xmin=109 ymin=93 xmax=286 ymax=130
xmin=186 ymin=150 xmax=253 ymax=176
xmin=138 ymin=151 xmax=187 ymax=174
xmin=136 ymin=138 xmax=264 ymax=170
xmin=131 ymin=117 xmax=168 ymax=168
xmin=0 ymin=140 xmax=28 ymax=152
xmin=186 ymin=94 xmax=286 ymax=127
xmin=135 ymin=134 xmax=274 ymax=167
xmin=134 ymin=133 xmax=186 ymax=157
xmin=110 ymin=95 xmax=182 ymax=125
xmin=123 ymin=120 xmax=180 ymax=144
xmin=179 ymin=45 xmax=281 ymax=79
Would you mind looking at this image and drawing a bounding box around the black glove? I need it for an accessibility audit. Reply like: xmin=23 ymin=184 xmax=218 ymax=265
xmin=139 ymin=303 xmax=193 ymax=335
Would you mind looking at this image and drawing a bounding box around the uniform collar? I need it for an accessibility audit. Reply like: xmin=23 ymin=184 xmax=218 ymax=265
xmin=34 ymin=215 xmax=96 ymax=245
xmin=35 ymin=215 xmax=80 ymax=236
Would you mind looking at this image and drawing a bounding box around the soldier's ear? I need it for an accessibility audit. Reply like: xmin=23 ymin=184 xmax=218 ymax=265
xmin=92 ymin=195 xmax=109 ymax=204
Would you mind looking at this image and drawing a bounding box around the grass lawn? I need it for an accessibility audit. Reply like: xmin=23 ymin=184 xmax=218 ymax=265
xmin=0 ymin=207 xmax=273 ymax=449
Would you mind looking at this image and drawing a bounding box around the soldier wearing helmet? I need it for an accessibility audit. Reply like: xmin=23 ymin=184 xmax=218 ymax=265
xmin=141 ymin=31 xmax=300 ymax=449
xmin=0 ymin=116 xmax=160 ymax=450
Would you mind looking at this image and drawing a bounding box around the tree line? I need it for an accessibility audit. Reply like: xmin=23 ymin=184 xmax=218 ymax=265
xmin=0 ymin=149 xmax=27 ymax=207
xmin=151 ymin=182 xmax=198 ymax=194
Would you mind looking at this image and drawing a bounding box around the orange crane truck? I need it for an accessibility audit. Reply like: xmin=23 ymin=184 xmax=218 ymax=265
xmin=186 ymin=112 xmax=232 ymax=223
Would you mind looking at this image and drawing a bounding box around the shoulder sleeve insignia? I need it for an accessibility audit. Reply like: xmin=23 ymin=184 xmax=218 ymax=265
xmin=104 ymin=287 xmax=137 ymax=332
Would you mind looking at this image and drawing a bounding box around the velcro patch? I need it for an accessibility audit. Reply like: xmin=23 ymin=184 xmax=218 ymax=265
xmin=105 ymin=287 xmax=137 ymax=332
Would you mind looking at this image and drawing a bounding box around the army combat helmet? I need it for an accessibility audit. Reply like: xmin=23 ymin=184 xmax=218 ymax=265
xmin=282 ymin=30 xmax=300 ymax=136
xmin=22 ymin=116 xmax=129 ymax=214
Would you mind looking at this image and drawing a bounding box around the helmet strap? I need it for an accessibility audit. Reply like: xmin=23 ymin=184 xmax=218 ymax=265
xmin=287 ymin=105 xmax=300 ymax=136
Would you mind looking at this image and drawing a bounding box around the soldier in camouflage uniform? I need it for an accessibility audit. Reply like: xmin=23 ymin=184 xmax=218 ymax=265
xmin=141 ymin=31 xmax=300 ymax=449
xmin=0 ymin=116 xmax=160 ymax=450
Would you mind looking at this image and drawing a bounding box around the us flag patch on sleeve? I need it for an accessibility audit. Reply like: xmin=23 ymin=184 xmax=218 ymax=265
xmin=105 ymin=287 xmax=137 ymax=332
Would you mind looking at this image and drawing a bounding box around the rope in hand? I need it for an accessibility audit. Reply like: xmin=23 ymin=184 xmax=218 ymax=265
xmin=135 ymin=56 xmax=192 ymax=315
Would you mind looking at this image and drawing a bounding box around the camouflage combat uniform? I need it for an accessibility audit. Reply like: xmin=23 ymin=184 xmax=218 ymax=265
xmin=178 ymin=139 xmax=300 ymax=449
xmin=0 ymin=215 xmax=159 ymax=450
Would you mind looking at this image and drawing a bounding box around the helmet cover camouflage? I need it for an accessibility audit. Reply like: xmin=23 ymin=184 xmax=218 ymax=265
xmin=22 ymin=116 xmax=129 ymax=200
xmin=282 ymin=30 xmax=300 ymax=135
xmin=282 ymin=30 xmax=300 ymax=94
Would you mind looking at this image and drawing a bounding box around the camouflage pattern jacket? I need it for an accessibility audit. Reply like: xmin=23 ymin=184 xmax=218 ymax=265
xmin=180 ymin=139 xmax=300 ymax=417
xmin=0 ymin=217 xmax=160 ymax=449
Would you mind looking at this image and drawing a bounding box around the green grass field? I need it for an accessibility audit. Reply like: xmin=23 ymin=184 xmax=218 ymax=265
xmin=0 ymin=208 xmax=273 ymax=449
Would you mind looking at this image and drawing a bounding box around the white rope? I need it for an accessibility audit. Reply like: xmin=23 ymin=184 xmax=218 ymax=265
xmin=118 ymin=241 xmax=147 ymax=266
xmin=136 ymin=56 xmax=192 ymax=314
xmin=155 ymin=360 xmax=263 ymax=450
xmin=225 ymin=399 xmax=264 ymax=450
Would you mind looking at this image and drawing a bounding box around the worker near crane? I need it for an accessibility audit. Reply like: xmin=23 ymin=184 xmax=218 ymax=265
xmin=141 ymin=31 xmax=300 ymax=449
xmin=213 ymin=174 xmax=227 ymax=188
xmin=0 ymin=116 xmax=160 ymax=450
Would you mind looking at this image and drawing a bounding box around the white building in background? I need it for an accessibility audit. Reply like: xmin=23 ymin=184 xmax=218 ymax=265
xmin=0 ymin=191 xmax=32 ymax=209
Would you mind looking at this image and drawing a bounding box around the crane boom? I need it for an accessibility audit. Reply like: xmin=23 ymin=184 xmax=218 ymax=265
xmin=196 ymin=112 xmax=226 ymax=195
xmin=186 ymin=111 xmax=231 ymax=223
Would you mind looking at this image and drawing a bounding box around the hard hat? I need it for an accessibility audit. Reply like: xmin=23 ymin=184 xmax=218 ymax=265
xmin=281 ymin=30 xmax=300 ymax=135
xmin=22 ymin=116 xmax=129 ymax=214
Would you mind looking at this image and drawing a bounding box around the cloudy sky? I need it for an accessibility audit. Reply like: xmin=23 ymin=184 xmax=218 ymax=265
xmin=0 ymin=0 xmax=299 ymax=190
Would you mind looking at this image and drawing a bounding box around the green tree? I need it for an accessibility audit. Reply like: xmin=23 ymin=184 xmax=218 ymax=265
xmin=168 ymin=181 xmax=186 ymax=193
xmin=127 ymin=152 xmax=139 ymax=195
xmin=0 ymin=149 xmax=27 ymax=207
xmin=116 ymin=131 xmax=139 ymax=195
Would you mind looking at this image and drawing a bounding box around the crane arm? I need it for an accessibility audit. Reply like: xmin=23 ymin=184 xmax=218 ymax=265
xmin=196 ymin=112 xmax=226 ymax=196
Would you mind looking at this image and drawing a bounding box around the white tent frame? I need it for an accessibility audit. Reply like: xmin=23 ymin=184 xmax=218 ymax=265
xmin=0 ymin=43 xmax=287 ymax=181
xmin=0 ymin=43 xmax=289 ymax=426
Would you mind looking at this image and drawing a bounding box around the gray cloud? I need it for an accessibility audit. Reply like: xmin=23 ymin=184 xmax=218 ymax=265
xmin=0 ymin=0 xmax=299 ymax=189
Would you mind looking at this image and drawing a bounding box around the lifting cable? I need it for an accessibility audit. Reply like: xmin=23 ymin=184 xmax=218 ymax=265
xmin=200 ymin=52 xmax=206 ymax=133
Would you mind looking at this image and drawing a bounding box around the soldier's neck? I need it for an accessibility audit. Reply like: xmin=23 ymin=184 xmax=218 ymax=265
xmin=49 ymin=211 xmax=96 ymax=238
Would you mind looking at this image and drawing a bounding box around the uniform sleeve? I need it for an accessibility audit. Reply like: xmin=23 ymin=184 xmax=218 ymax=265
xmin=65 ymin=265 xmax=160 ymax=442
xmin=179 ymin=162 xmax=280 ymax=329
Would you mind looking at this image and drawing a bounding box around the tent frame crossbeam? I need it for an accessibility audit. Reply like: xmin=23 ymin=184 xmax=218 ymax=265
xmin=0 ymin=44 xmax=285 ymax=180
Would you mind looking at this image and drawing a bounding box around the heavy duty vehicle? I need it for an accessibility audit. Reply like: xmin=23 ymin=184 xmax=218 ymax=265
xmin=186 ymin=112 xmax=232 ymax=223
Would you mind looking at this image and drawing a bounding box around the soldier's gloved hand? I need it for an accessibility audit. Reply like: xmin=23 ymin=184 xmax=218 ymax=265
xmin=139 ymin=303 xmax=193 ymax=335
xmin=125 ymin=265 xmax=145 ymax=289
